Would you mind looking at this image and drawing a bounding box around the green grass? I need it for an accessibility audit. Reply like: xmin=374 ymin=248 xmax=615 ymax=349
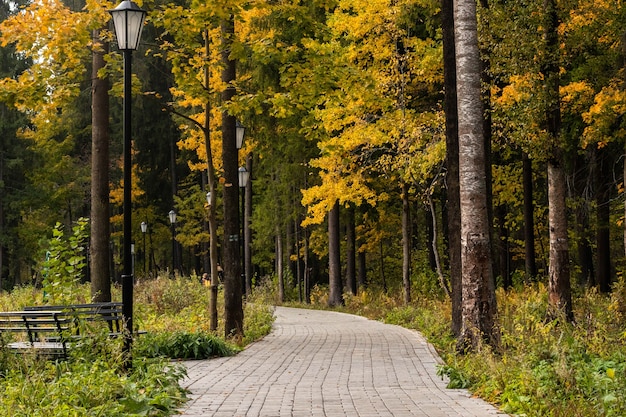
xmin=0 ymin=277 xmax=275 ymax=416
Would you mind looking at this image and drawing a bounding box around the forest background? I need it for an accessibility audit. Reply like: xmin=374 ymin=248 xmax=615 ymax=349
xmin=0 ymin=0 xmax=626 ymax=372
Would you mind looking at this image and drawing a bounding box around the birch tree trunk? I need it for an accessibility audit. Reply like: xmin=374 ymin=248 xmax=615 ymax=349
xmin=454 ymin=0 xmax=498 ymax=349
xmin=547 ymin=161 xmax=573 ymax=320
xmin=544 ymin=0 xmax=573 ymax=321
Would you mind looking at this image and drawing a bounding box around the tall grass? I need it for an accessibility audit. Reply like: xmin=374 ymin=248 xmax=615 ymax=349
xmin=0 ymin=276 xmax=275 ymax=416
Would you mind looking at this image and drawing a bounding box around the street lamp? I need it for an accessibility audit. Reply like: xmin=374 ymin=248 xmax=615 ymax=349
xmin=238 ymin=167 xmax=249 ymax=189
xmin=238 ymin=167 xmax=249 ymax=294
xmin=169 ymin=209 xmax=177 ymax=276
xmin=140 ymin=221 xmax=147 ymax=277
xmin=236 ymin=120 xmax=245 ymax=150
xmin=109 ymin=0 xmax=146 ymax=364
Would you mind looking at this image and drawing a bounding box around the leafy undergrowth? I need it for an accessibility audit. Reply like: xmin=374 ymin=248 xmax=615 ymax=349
xmin=0 ymin=336 xmax=187 ymax=416
xmin=0 ymin=277 xmax=275 ymax=416
xmin=308 ymin=281 xmax=626 ymax=417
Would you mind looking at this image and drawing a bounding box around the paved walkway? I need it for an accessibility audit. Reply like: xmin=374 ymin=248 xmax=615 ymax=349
xmin=177 ymin=307 xmax=506 ymax=416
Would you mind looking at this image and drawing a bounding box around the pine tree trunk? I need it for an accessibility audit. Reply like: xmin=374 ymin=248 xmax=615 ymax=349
xmin=328 ymin=201 xmax=343 ymax=306
xmin=358 ymin=251 xmax=367 ymax=289
xmin=277 ymin=224 xmax=284 ymax=302
xmin=442 ymin=0 xmax=462 ymax=337
xmin=454 ymin=0 xmax=498 ymax=349
xmin=221 ymin=17 xmax=243 ymax=339
xmin=595 ymin=148 xmax=611 ymax=293
xmin=304 ymin=227 xmax=311 ymax=303
xmin=346 ymin=206 xmax=357 ymax=296
xmin=90 ymin=29 xmax=111 ymax=303
xmin=522 ymin=153 xmax=537 ymax=281
xmin=402 ymin=184 xmax=411 ymax=304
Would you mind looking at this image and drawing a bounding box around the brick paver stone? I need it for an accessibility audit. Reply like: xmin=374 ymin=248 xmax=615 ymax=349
xmin=177 ymin=306 xmax=507 ymax=417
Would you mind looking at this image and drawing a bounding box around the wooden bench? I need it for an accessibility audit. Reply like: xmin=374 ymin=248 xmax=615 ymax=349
xmin=1 ymin=302 xmax=144 ymax=359
xmin=24 ymin=302 xmax=126 ymax=337
xmin=0 ymin=310 xmax=72 ymax=358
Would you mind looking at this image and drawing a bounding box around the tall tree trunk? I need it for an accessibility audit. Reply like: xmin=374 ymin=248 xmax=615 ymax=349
xmin=0 ymin=147 xmax=3 ymax=290
xmin=454 ymin=0 xmax=498 ymax=349
xmin=522 ymin=153 xmax=537 ymax=281
xmin=203 ymin=30 xmax=219 ymax=331
xmin=328 ymin=201 xmax=343 ymax=306
xmin=496 ymin=204 xmax=511 ymax=288
xmin=574 ymin=155 xmax=594 ymax=287
xmin=547 ymin=162 xmax=573 ymax=319
xmin=478 ymin=0 xmax=495 ymax=290
xmin=622 ymin=30 xmax=626 ymax=260
xmin=358 ymin=250 xmax=367 ymax=289
xmin=90 ymin=29 xmax=111 ymax=303
xmin=442 ymin=0 xmax=462 ymax=337
xmin=402 ymin=184 xmax=411 ymax=304
xmin=276 ymin=224 xmax=284 ymax=302
xmin=346 ymin=205 xmax=357 ymax=296
xmin=544 ymin=0 xmax=573 ymax=322
xmin=221 ymin=16 xmax=243 ymax=339
xmin=295 ymin=217 xmax=302 ymax=302
xmin=304 ymin=226 xmax=311 ymax=303
xmin=285 ymin=213 xmax=293 ymax=292
xmin=595 ymin=148 xmax=611 ymax=293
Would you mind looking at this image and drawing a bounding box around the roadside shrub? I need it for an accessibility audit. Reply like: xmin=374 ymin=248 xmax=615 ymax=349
xmin=134 ymin=331 xmax=237 ymax=359
xmin=243 ymin=303 xmax=275 ymax=345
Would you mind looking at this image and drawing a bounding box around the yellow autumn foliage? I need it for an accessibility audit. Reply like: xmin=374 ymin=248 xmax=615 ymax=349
xmin=109 ymin=146 xmax=145 ymax=206
xmin=494 ymin=74 xmax=537 ymax=108
xmin=560 ymin=81 xmax=594 ymax=115
xmin=582 ymin=82 xmax=626 ymax=148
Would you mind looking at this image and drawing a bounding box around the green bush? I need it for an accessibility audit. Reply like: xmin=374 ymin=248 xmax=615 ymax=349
xmin=41 ymin=218 xmax=89 ymax=305
xmin=135 ymin=331 xmax=237 ymax=359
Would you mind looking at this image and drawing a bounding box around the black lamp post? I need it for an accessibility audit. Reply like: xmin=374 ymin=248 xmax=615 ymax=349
xmin=238 ymin=166 xmax=249 ymax=294
xmin=169 ymin=209 xmax=177 ymax=276
xmin=140 ymin=221 xmax=147 ymax=277
xmin=109 ymin=0 xmax=146 ymax=363
xmin=235 ymin=121 xmax=246 ymax=296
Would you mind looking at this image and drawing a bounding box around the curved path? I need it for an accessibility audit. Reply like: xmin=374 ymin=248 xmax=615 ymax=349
xmin=177 ymin=306 xmax=506 ymax=416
